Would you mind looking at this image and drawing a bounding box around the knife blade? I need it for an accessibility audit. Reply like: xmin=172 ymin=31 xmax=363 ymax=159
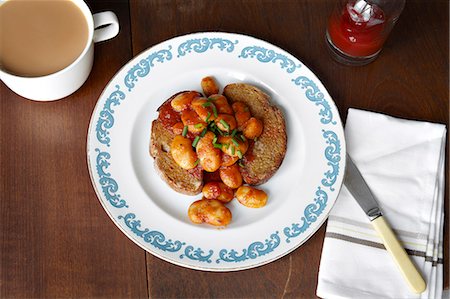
xmin=344 ymin=154 xmax=426 ymax=294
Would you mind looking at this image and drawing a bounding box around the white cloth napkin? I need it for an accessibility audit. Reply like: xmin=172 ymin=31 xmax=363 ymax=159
xmin=316 ymin=108 xmax=446 ymax=299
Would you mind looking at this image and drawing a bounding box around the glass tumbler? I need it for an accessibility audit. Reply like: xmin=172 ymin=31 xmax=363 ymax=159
xmin=326 ymin=0 xmax=405 ymax=66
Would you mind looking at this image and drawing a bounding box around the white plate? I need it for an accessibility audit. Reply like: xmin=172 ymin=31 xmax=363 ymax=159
xmin=87 ymin=32 xmax=346 ymax=271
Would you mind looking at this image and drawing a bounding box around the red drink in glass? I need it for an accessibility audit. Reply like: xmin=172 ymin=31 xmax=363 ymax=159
xmin=326 ymin=0 xmax=405 ymax=65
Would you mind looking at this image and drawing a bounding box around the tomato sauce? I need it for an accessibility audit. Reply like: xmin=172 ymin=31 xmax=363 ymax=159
xmin=203 ymin=170 xmax=221 ymax=183
xmin=158 ymin=99 xmax=181 ymax=130
xmin=188 ymin=166 xmax=203 ymax=180
xmin=242 ymin=140 xmax=255 ymax=163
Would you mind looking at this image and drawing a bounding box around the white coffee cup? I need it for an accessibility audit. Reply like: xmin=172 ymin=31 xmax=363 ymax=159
xmin=0 ymin=0 xmax=119 ymax=101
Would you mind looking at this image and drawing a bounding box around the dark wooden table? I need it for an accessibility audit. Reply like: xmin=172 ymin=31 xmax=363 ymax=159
xmin=1 ymin=0 xmax=448 ymax=298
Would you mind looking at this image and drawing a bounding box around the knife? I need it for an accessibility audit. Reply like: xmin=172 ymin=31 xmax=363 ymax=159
xmin=344 ymin=154 xmax=426 ymax=294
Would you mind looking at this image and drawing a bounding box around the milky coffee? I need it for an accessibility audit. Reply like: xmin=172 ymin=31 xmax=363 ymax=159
xmin=0 ymin=0 xmax=88 ymax=77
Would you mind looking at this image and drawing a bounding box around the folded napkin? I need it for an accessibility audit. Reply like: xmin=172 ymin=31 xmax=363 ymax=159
xmin=317 ymin=108 xmax=446 ymax=299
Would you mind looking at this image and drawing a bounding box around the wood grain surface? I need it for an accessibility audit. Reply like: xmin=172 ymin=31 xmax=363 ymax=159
xmin=0 ymin=1 xmax=148 ymax=298
xmin=1 ymin=0 xmax=448 ymax=298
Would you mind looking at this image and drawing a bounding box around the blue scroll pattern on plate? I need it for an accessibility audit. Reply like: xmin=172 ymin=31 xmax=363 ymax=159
xmin=321 ymin=130 xmax=341 ymax=191
xmin=124 ymin=47 xmax=173 ymax=91
xmin=180 ymin=246 xmax=214 ymax=263
xmin=292 ymin=76 xmax=337 ymax=125
xmin=283 ymin=187 xmax=328 ymax=243
xmin=95 ymin=148 xmax=128 ymax=208
xmin=95 ymin=85 xmax=126 ymax=147
xmin=177 ymin=38 xmax=238 ymax=57
xmin=283 ymin=130 xmax=341 ymax=242
xmin=239 ymin=46 xmax=301 ymax=73
xmin=119 ymin=213 xmax=185 ymax=252
xmin=216 ymin=232 xmax=281 ymax=263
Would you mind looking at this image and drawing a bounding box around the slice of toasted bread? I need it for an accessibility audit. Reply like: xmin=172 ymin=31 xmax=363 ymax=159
xmin=150 ymin=119 xmax=203 ymax=195
xmin=223 ymin=83 xmax=287 ymax=185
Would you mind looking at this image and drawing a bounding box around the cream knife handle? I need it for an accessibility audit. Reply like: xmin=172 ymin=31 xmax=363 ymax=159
xmin=372 ymin=216 xmax=426 ymax=294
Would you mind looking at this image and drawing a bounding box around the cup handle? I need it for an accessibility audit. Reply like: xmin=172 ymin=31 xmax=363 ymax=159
xmin=93 ymin=11 xmax=119 ymax=43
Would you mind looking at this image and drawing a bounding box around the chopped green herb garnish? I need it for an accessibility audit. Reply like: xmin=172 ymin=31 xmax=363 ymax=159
xmin=254 ymin=137 xmax=258 ymax=142
xmin=205 ymin=112 xmax=211 ymax=123
xmin=207 ymin=96 xmax=216 ymax=101
xmin=202 ymin=102 xmax=211 ymax=107
xmin=219 ymin=119 xmax=230 ymax=130
xmin=240 ymin=134 xmax=246 ymax=141
xmin=231 ymin=146 xmax=235 ymax=155
xmin=216 ymin=127 xmax=224 ymax=136
xmin=194 ymin=159 xmax=199 ymax=166
xmin=192 ymin=136 xmax=200 ymax=148
xmin=211 ymin=104 xmax=218 ymax=118
xmin=212 ymin=135 xmax=218 ymax=144
xmin=194 ymin=123 xmax=203 ymax=129
xmin=182 ymin=125 xmax=188 ymax=137
xmin=231 ymin=129 xmax=237 ymax=137
xmin=223 ymin=143 xmax=229 ymax=149
xmin=213 ymin=143 xmax=223 ymax=149
xmin=238 ymin=162 xmax=244 ymax=167
xmin=237 ymin=150 xmax=243 ymax=159
xmin=231 ymin=138 xmax=240 ymax=147
xmin=200 ymin=128 xmax=207 ymax=137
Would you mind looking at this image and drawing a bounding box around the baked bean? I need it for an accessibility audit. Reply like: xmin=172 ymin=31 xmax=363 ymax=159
xmin=214 ymin=114 xmax=237 ymax=133
xmin=181 ymin=109 xmax=207 ymax=134
xmin=221 ymin=153 xmax=239 ymax=167
xmin=231 ymin=101 xmax=248 ymax=113
xmin=242 ymin=117 xmax=263 ymax=139
xmin=196 ymin=131 xmax=222 ymax=172
xmin=188 ymin=199 xmax=232 ymax=226
xmin=201 ymin=76 xmax=219 ymax=97
xmin=191 ymin=97 xmax=216 ymax=122
xmin=218 ymin=136 xmax=248 ymax=158
xmin=219 ymin=164 xmax=243 ymax=189
xmin=202 ymin=182 xmax=233 ymax=203
xmin=208 ymin=94 xmax=233 ymax=114
xmin=232 ymin=102 xmax=251 ymax=128
xmin=171 ymin=91 xmax=199 ymax=112
xmin=172 ymin=122 xmax=185 ymax=135
xmin=235 ymin=186 xmax=268 ymax=208
xmin=170 ymin=135 xmax=198 ymax=169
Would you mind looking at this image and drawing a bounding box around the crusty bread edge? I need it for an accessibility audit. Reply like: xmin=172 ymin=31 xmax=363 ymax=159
xmin=250 ymin=106 xmax=287 ymax=186
xmin=150 ymin=117 xmax=203 ymax=195
xmin=153 ymin=155 xmax=202 ymax=195
xmin=223 ymin=83 xmax=288 ymax=185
